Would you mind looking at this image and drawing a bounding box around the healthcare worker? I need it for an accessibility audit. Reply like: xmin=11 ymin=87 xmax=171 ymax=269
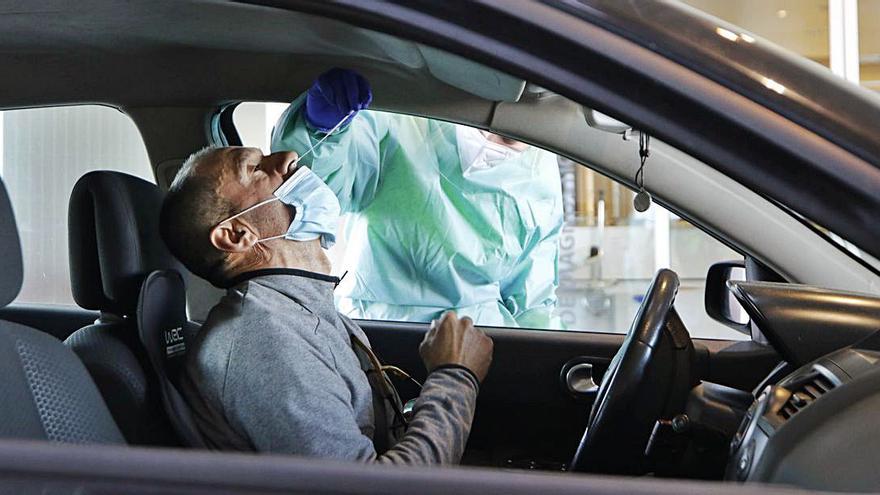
xmin=271 ymin=68 xmax=563 ymax=328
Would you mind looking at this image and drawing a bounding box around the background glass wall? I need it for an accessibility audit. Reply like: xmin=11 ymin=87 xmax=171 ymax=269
xmin=860 ymin=0 xmax=879 ymax=91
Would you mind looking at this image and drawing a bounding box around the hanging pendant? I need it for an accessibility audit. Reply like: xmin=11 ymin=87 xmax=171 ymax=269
xmin=633 ymin=132 xmax=652 ymax=212
xmin=634 ymin=189 xmax=652 ymax=212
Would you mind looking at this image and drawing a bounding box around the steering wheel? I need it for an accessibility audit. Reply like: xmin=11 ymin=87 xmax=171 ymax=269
xmin=570 ymin=269 xmax=697 ymax=474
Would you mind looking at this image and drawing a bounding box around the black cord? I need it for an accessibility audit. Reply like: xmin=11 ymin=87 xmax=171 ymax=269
xmin=635 ymin=132 xmax=650 ymax=190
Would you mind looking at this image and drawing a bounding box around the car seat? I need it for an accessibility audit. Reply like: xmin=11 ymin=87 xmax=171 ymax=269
xmin=64 ymin=171 xmax=181 ymax=445
xmin=137 ymin=269 xmax=206 ymax=447
xmin=0 ymin=176 xmax=124 ymax=444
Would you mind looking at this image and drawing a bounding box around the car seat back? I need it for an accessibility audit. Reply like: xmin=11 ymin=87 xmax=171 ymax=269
xmin=65 ymin=171 xmax=181 ymax=445
xmin=0 ymin=176 xmax=124 ymax=444
xmin=0 ymin=320 xmax=126 ymax=444
xmin=138 ymin=269 xmax=206 ymax=448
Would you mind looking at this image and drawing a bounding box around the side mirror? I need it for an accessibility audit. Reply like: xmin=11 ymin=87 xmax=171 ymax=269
xmin=705 ymin=260 xmax=750 ymax=335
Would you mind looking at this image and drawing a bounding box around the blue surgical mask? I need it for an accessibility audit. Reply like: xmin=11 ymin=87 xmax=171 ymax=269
xmin=219 ymin=166 xmax=341 ymax=249
xmin=217 ymin=111 xmax=351 ymax=249
xmin=271 ymin=166 xmax=341 ymax=248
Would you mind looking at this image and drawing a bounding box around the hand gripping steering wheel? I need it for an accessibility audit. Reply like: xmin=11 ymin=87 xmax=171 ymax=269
xmin=570 ymin=269 xmax=697 ymax=474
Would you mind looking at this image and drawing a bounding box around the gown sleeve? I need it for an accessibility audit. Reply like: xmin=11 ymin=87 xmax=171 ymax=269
xmin=270 ymin=94 xmax=393 ymax=213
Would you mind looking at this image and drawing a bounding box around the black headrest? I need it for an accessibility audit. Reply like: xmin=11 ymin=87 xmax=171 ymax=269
xmin=69 ymin=171 xmax=183 ymax=316
xmin=0 ymin=178 xmax=23 ymax=308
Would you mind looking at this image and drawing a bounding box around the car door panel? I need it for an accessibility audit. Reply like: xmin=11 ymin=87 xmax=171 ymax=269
xmin=360 ymin=320 xmax=777 ymax=467
xmin=0 ymin=439 xmax=815 ymax=495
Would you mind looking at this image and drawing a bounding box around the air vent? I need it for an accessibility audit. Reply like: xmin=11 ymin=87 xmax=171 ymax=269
xmin=778 ymin=373 xmax=835 ymax=420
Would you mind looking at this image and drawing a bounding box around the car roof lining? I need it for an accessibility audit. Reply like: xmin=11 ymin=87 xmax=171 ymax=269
xmin=0 ymin=0 xmax=522 ymax=109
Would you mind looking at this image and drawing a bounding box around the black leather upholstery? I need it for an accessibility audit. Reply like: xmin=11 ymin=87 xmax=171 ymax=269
xmin=0 ymin=177 xmax=22 ymax=308
xmin=0 ymin=177 xmax=123 ymax=445
xmin=64 ymin=171 xmax=181 ymax=445
xmin=138 ymin=270 xmax=206 ymax=448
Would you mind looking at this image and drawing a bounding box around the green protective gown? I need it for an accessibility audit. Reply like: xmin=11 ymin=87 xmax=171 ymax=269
xmin=271 ymin=95 xmax=564 ymax=328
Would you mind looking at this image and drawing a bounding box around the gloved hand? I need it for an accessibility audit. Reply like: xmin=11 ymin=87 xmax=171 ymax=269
xmin=304 ymin=68 xmax=373 ymax=132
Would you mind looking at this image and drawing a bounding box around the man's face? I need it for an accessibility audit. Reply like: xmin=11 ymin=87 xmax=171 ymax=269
xmin=200 ymin=146 xmax=300 ymax=236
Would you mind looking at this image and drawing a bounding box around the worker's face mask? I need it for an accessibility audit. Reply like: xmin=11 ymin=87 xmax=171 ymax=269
xmin=455 ymin=125 xmax=523 ymax=176
xmin=220 ymin=166 xmax=341 ymax=249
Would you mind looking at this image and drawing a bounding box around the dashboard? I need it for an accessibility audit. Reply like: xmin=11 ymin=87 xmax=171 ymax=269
xmin=718 ymin=281 xmax=880 ymax=491
xmin=719 ymin=280 xmax=880 ymax=491
xmin=727 ymin=345 xmax=880 ymax=483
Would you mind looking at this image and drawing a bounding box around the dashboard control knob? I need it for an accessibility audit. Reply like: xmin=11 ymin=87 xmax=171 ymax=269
xmin=671 ymin=414 xmax=690 ymax=433
xmin=737 ymin=440 xmax=755 ymax=480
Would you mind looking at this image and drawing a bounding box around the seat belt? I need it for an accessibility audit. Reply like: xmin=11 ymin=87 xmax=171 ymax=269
xmin=350 ymin=334 xmax=408 ymax=454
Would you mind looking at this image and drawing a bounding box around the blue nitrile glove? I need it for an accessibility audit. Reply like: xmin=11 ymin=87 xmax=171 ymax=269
xmin=304 ymin=68 xmax=373 ymax=132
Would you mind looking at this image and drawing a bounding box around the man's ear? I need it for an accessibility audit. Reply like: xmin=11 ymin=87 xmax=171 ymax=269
xmin=210 ymin=219 xmax=259 ymax=253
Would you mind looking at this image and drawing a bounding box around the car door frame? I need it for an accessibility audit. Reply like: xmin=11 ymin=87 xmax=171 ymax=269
xmin=252 ymin=0 xmax=880 ymax=266
xmin=1 ymin=0 xmax=859 ymax=492
xmin=0 ymin=438 xmax=827 ymax=495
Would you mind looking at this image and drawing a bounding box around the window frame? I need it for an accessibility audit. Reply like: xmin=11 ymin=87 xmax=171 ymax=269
xmin=222 ymin=102 xmax=752 ymax=341
xmin=0 ymin=103 xmax=154 ymax=307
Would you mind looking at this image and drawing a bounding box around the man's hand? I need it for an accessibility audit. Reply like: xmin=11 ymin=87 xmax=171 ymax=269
xmin=419 ymin=312 xmax=494 ymax=383
xmin=305 ymin=68 xmax=372 ymax=132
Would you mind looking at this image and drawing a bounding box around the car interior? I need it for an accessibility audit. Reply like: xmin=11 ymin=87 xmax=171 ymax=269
xmin=0 ymin=1 xmax=879 ymax=493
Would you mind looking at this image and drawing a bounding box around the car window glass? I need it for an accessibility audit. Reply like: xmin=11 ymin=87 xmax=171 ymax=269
xmin=681 ymin=1 xmax=878 ymax=94
xmin=233 ymin=102 xmax=747 ymax=340
xmin=681 ymin=1 xmax=831 ymax=67
xmin=859 ymin=0 xmax=879 ymax=93
xmin=0 ymin=105 xmax=153 ymax=306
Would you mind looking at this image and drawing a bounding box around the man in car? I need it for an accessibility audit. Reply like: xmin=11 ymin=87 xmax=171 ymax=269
xmin=271 ymin=68 xmax=564 ymax=329
xmin=159 ymin=146 xmax=493 ymax=463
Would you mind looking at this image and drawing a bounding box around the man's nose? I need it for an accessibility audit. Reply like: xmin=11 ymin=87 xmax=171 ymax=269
xmin=266 ymin=151 xmax=299 ymax=177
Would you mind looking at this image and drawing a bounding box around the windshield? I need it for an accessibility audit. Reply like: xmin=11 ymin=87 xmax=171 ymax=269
xmin=551 ymin=0 xmax=880 ymax=269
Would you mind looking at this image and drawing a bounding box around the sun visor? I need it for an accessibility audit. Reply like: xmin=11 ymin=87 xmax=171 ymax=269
xmin=416 ymin=45 xmax=526 ymax=102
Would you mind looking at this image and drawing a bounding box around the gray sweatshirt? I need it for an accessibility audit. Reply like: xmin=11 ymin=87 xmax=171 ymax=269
xmin=180 ymin=269 xmax=480 ymax=464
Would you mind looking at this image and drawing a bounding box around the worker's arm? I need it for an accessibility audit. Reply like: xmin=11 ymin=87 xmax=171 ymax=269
xmin=270 ymin=68 xmax=390 ymax=212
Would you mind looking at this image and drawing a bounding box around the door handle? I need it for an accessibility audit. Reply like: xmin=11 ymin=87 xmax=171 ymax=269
xmin=565 ymin=363 xmax=599 ymax=395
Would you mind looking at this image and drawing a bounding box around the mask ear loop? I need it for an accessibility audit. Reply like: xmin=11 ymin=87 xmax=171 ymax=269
xmin=219 ymin=196 xmax=280 ymax=226
xmin=214 ymin=196 xmax=288 ymax=244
